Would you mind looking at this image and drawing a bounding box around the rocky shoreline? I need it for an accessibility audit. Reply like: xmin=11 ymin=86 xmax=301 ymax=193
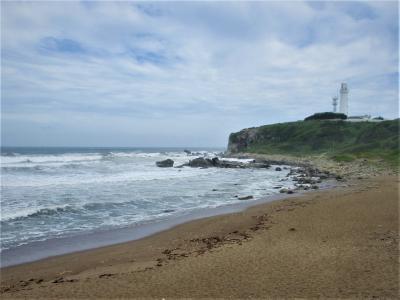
xmin=156 ymin=152 xmax=341 ymax=195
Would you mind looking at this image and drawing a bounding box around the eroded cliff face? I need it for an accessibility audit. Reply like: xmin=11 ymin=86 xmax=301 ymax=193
xmin=227 ymin=128 xmax=259 ymax=153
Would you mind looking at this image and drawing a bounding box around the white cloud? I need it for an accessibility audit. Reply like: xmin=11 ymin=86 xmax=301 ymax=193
xmin=1 ymin=1 xmax=398 ymax=146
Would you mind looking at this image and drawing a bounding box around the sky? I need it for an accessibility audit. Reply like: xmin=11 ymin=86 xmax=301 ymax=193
xmin=1 ymin=1 xmax=399 ymax=147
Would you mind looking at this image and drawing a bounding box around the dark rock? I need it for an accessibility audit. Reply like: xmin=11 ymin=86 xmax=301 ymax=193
xmin=289 ymin=227 xmax=296 ymax=231
xmin=287 ymin=190 xmax=294 ymax=194
xmin=218 ymin=160 xmax=246 ymax=168
xmin=298 ymin=177 xmax=312 ymax=184
xmin=238 ymin=195 xmax=253 ymax=200
xmin=184 ymin=149 xmax=191 ymax=155
xmin=312 ymin=185 xmax=319 ymax=189
xmin=211 ymin=157 xmax=220 ymax=166
xmin=318 ymin=174 xmax=329 ymax=179
xmin=275 ymin=167 xmax=282 ymax=171
xmin=188 ymin=157 xmax=212 ymax=168
xmin=156 ymin=159 xmax=174 ymax=167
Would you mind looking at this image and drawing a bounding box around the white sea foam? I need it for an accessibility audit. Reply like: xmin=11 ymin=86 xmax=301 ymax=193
xmin=1 ymin=153 xmax=102 ymax=165
xmin=1 ymin=148 xmax=296 ymax=251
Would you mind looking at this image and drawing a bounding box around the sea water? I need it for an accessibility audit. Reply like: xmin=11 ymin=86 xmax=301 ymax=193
xmin=0 ymin=147 xmax=295 ymax=252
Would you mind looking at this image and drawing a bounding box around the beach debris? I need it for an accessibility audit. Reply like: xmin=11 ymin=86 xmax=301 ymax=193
xmin=19 ymin=281 xmax=29 ymax=287
xmin=156 ymin=159 xmax=174 ymax=167
xmin=238 ymin=195 xmax=254 ymax=200
xmin=289 ymin=227 xmax=296 ymax=231
xmin=98 ymin=273 xmax=115 ymax=278
xmin=51 ymin=277 xmax=77 ymax=283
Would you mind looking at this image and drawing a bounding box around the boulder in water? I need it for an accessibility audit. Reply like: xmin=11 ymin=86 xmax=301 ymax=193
xmin=156 ymin=159 xmax=174 ymax=167
xmin=238 ymin=195 xmax=253 ymax=200
xmin=188 ymin=157 xmax=212 ymax=168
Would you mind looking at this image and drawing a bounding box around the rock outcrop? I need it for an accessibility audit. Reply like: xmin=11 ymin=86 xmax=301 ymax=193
xmin=238 ymin=195 xmax=254 ymax=200
xmin=184 ymin=157 xmax=270 ymax=169
xmin=156 ymin=159 xmax=174 ymax=167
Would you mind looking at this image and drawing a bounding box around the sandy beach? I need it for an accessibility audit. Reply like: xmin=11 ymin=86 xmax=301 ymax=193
xmin=1 ymin=175 xmax=398 ymax=298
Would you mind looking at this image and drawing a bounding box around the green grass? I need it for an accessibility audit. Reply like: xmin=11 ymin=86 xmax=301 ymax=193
xmin=229 ymin=119 xmax=399 ymax=165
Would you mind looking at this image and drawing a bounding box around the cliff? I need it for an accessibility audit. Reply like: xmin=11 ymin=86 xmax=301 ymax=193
xmin=227 ymin=119 xmax=399 ymax=164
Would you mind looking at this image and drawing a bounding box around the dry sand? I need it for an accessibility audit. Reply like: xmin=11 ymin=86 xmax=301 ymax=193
xmin=1 ymin=175 xmax=399 ymax=298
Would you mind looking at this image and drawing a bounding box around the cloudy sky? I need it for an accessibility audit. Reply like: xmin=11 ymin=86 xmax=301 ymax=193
xmin=1 ymin=1 xmax=398 ymax=147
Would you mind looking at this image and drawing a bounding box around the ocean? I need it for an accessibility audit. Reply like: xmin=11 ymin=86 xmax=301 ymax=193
xmin=1 ymin=147 xmax=295 ymax=256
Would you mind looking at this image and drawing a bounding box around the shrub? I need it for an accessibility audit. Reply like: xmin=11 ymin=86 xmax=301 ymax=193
xmin=304 ymin=112 xmax=347 ymax=121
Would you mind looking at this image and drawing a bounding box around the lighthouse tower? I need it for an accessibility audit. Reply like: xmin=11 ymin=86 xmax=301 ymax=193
xmin=339 ymin=83 xmax=348 ymax=115
xmin=332 ymin=96 xmax=338 ymax=113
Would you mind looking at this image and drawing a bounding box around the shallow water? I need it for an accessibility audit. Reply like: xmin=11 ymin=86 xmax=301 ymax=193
xmin=1 ymin=147 xmax=295 ymax=252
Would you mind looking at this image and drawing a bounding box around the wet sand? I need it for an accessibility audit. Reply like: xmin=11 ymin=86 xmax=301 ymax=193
xmin=1 ymin=176 xmax=398 ymax=298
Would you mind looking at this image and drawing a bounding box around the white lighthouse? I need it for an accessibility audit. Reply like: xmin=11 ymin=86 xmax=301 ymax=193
xmin=339 ymin=83 xmax=348 ymax=115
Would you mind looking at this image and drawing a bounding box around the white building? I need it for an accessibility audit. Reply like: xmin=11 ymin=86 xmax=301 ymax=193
xmin=339 ymin=83 xmax=348 ymax=115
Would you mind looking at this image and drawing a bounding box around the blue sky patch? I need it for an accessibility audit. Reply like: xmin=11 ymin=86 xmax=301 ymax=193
xmin=39 ymin=37 xmax=85 ymax=54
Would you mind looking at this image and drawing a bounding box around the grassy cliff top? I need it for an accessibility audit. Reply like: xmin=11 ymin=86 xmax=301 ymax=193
xmin=228 ymin=119 xmax=399 ymax=166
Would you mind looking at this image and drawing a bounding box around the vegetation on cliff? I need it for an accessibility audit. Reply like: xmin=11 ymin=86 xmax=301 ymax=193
xmin=304 ymin=112 xmax=347 ymax=121
xmin=228 ymin=119 xmax=399 ymax=165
